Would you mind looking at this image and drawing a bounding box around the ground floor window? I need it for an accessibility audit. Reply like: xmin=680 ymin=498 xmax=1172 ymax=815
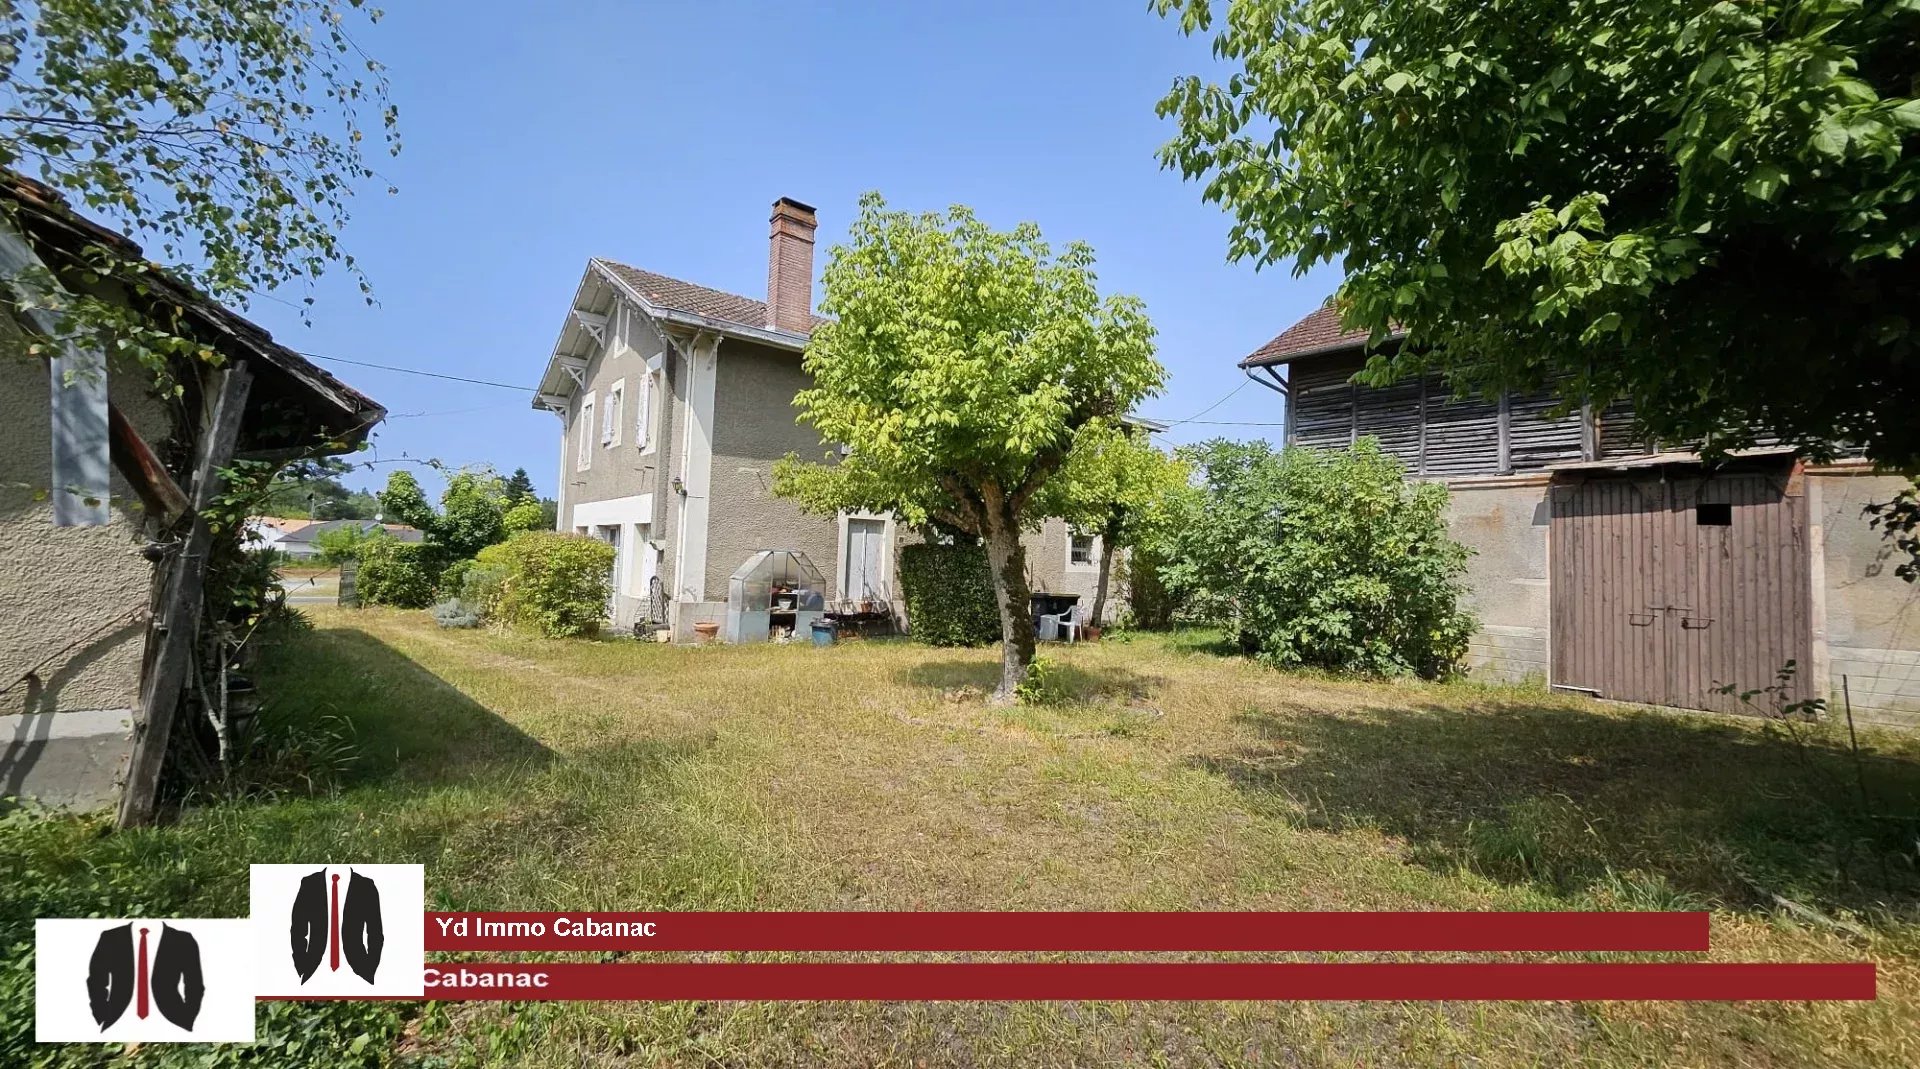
xmin=1068 ymin=533 xmax=1097 ymax=568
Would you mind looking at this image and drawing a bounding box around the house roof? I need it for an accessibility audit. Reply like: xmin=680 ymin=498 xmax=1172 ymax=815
xmin=2 ymin=172 xmax=386 ymax=451
xmin=599 ymin=261 xmax=829 ymax=336
xmin=1240 ymin=302 xmax=1405 ymax=369
xmin=532 ymin=258 xmax=828 ymax=407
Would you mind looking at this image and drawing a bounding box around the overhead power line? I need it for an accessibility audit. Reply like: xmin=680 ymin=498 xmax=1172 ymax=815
xmin=1144 ymin=377 xmax=1259 ymax=428
xmin=300 ymin=352 xmax=530 ymax=392
xmin=304 ymin=352 xmax=1287 ymax=428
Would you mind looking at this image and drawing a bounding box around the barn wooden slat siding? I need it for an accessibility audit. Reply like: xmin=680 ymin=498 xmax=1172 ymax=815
xmin=1597 ymin=398 xmax=1649 ymax=459
xmin=1283 ymin=356 xmax=1585 ymax=475
xmin=1361 ymin=377 xmax=1424 ymax=469
xmin=1424 ymin=381 xmax=1502 ymax=476
xmin=1507 ymin=390 xmax=1588 ymax=470
xmin=1288 ymin=353 xmax=1364 ymax=450
xmin=1550 ymin=464 xmax=1810 ymax=715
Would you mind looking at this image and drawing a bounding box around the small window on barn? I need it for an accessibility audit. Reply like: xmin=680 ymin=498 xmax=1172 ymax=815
xmin=1068 ymin=534 xmax=1097 ymax=568
xmin=1696 ymin=503 xmax=1732 ymax=526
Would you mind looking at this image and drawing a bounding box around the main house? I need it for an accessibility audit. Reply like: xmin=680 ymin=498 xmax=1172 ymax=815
xmin=533 ymin=198 xmax=1139 ymax=642
xmin=1244 ymin=302 xmax=1920 ymax=727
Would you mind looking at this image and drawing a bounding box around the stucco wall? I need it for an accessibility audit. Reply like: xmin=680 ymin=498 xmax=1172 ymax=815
xmin=554 ymin=302 xmax=672 ymax=632
xmin=705 ymin=341 xmax=838 ymax=600
xmin=1443 ymin=476 xmax=1552 ymax=683
xmin=1809 ymin=469 xmax=1920 ymax=727
xmin=559 ymin=303 xmax=668 ymax=524
xmin=1024 ymin=519 xmax=1123 ymax=616
xmin=0 ymin=319 xmax=170 ymax=808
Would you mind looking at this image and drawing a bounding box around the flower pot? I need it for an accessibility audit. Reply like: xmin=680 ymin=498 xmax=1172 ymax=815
xmin=692 ymin=621 xmax=720 ymax=644
xmin=1082 ymin=625 xmax=1103 ymax=642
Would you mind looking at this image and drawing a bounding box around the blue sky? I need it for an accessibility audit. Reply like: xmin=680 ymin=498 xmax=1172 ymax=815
xmin=248 ymin=1 xmax=1336 ymax=497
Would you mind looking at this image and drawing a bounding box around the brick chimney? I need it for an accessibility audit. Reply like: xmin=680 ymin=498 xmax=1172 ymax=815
xmin=766 ymin=197 xmax=817 ymax=333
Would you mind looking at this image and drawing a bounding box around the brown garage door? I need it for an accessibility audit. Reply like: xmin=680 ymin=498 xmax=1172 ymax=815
xmin=1549 ymin=463 xmax=1812 ymax=714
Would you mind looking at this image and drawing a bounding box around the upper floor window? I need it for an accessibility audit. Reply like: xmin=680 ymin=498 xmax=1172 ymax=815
xmin=576 ymin=393 xmax=595 ymax=471
xmin=604 ymin=380 xmax=625 ymax=447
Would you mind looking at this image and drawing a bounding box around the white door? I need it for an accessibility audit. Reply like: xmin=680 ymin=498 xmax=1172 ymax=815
xmin=843 ymin=518 xmax=887 ymax=604
xmin=598 ymin=524 xmax=624 ymax=617
xmin=637 ymin=530 xmax=659 ymax=611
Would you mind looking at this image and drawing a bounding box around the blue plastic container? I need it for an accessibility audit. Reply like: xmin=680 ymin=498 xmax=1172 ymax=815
xmin=810 ymin=621 xmax=836 ymax=647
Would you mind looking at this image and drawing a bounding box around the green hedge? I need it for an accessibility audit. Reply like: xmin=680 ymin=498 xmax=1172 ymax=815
xmin=355 ymin=541 xmax=444 ymax=609
xmin=899 ymin=542 xmax=1001 ymax=647
xmin=492 ymin=532 xmax=615 ymax=638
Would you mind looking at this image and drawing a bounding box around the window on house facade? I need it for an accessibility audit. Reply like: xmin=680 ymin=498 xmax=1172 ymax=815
xmin=1068 ymin=534 xmax=1097 ymax=568
xmin=604 ymin=380 xmax=625 ymax=447
xmin=635 ymin=369 xmax=655 ymax=452
xmin=576 ymin=394 xmax=595 ymax=471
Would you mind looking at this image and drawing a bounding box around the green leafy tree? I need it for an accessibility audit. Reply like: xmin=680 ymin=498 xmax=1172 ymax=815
xmin=1155 ymin=0 xmax=1920 ymax=468
xmin=489 ymin=532 xmax=615 ymax=639
xmin=255 ymin=457 xmax=379 ymax=519
xmin=376 ymin=469 xmax=434 ymax=531
xmin=774 ymin=193 xmax=1162 ymax=701
xmin=435 ymin=467 xmax=508 ymax=560
xmin=1041 ymin=422 xmax=1188 ymax=626
xmin=312 ymin=522 xmax=387 ymax=565
xmin=502 ymin=498 xmax=546 ymax=534
xmin=1153 ymin=437 xmax=1476 ymax=677
xmin=503 ymin=466 xmax=538 ymax=505
xmin=1 ymin=0 xmax=399 ymax=383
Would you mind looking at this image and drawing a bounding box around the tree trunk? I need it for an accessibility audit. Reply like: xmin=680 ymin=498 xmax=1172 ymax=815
xmin=979 ymin=493 xmax=1035 ymax=704
xmin=1089 ymin=512 xmax=1124 ymax=626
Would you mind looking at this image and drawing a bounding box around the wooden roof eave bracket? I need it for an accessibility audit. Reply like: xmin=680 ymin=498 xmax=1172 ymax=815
xmin=570 ymin=309 xmax=608 ymax=346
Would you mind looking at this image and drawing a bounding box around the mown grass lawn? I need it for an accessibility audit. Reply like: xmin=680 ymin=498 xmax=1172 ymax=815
xmin=6 ymin=606 xmax=1920 ymax=1068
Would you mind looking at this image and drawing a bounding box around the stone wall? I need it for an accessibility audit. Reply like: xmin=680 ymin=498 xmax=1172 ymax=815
xmin=1809 ymin=467 xmax=1920 ymax=728
xmin=1443 ymin=476 xmax=1552 ymax=683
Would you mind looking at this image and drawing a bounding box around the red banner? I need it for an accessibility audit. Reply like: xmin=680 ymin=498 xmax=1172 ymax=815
xmin=425 ymin=911 xmax=1710 ymax=952
xmin=383 ymin=962 xmax=1875 ymax=1002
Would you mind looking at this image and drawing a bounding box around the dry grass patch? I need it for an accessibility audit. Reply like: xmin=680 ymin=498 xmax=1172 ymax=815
xmin=8 ymin=607 xmax=1918 ymax=1068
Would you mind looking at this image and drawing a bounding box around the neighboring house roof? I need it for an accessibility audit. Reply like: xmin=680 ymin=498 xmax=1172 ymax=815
xmin=251 ymin=516 xmax=321 ymax=536
xmin=274 ymin=518 xmax=424 ymax=546
xmin=1240 ymin=301 xmax=1406 ymax=369
xmin=2 ymin=172 xmax=386 ymax=451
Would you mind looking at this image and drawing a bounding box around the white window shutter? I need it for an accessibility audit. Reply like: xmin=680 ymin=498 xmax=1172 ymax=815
xmin=577 ymin=395 xmax=595 ymax=471
xmin=635 ymin=372 xmax=653 ymax=450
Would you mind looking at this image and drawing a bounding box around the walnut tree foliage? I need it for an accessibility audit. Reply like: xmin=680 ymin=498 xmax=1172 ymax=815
xmin=1156 ymin=0 xmax=1919 ymax=468
xmin=1 ymin=0 xmax=399 ymax=384
xmin=773 ymin=192 xmax=1163 ymax=700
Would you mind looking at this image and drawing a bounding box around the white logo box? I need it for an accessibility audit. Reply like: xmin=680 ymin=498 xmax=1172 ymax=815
xmin=249 ymin=863 xmax=425 ymax=998
xmin=36 ymin=918 xmax=255 ymax=1043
